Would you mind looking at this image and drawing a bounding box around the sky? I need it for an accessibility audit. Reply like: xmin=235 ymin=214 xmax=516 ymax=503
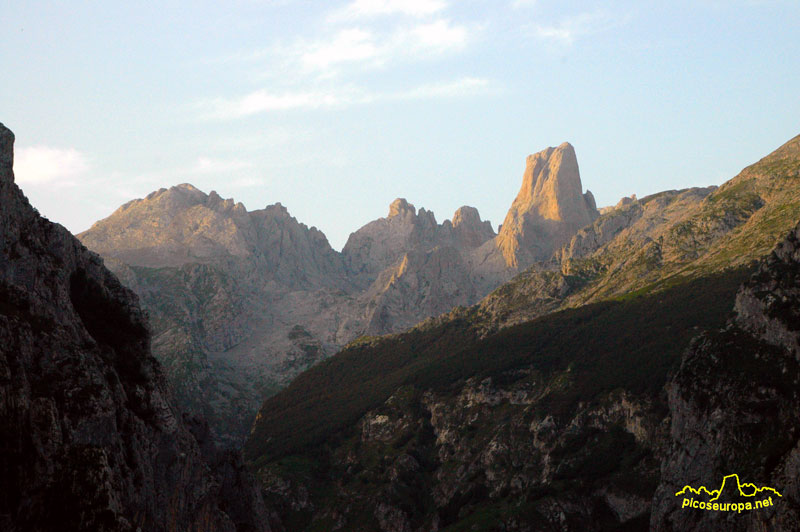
xmin=2 ymin=1 xmax=799 ymax=250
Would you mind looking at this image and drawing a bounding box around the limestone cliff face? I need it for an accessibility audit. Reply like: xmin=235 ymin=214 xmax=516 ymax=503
xmin=79 ymin=187 xmax=359 ymax=447
xmin=357 ymin=246 xmax=479 ymax=335
xmin=651 ymin=220 xmax=800 ymax=531
xmin=80 ymin=193 xmax=500 ymax=444
xmin=78 ymin=144 xmax=604 ymax=446
xmin=260 ymin=380 xmax=664 ymax=531
xmin=0 ymin=123 xmax=269 ymax=531
xmin=340 ymin=199 xmax=498 ymax=335
xmin=342 ymin=198 xmax=442 ymax=279
xmin=449 ymin=206 xmax=496 ymax=249
xmin=485 ymin=129 xmax=800 ymax=326
xmin=341 ymin=198 xmax=496 ymax=282
xmin=80 ymin=187 xmax=346 ymax=289
xmin=493 ymin=142 xmax=598 ymax=268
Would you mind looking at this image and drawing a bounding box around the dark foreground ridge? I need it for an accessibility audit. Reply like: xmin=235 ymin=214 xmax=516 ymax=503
xmin=0 ymin=123 xmax=270 ymax=530
xmin=245 ymin=258 xmax=753 ymax=529
xmin=652 ymin=218 xmax=800 ymax=531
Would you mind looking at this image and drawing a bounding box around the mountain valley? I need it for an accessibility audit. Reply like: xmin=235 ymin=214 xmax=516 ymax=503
xmin=4 ymin=120 xmax=800 ymax=531
xmin=243 ymin=133 xmax=800 ymax=530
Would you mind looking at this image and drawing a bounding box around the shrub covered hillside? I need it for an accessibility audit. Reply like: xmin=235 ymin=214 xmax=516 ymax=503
xmin=245 ymin=266 xmax=752 ymax=530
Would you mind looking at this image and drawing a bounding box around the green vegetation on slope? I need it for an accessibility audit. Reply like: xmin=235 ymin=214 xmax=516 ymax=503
xmin=245 ymin=265 xmax=754 ymax=465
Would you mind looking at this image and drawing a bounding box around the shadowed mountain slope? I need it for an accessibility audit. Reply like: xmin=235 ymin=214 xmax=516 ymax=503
xmin=242 ymin=132 xmax=800 ymax=530
xmin=652 ymin=218 xmax=800 ymax=531
xmin=0 ymin=124 xmax=269 ymax=531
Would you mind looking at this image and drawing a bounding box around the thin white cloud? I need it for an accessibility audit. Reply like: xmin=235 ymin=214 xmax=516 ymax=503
xmin=195 ymin=3 xmax=481 ymax=121
xmin=200 ymin=89 xmax=351 ymax=118
xmin=407 ymin=19 xmax=468 ymax=51
xmin=14 ymin=146 xmax=91 ymax=185
xmin=301 ymin=28 xmax=382 ymax=70
xmin=296 ymin=19 xmax=470 ymax=73
xmin=331 ymin=0 xmax=447 ymax=20
xmin=532 ymin=11 xmax=622 ymax=45
xmin=200 ymin=77 xmax=492 ymax=119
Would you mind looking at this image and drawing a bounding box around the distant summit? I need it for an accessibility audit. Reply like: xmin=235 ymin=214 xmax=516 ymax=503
xmin=77 ymin=142 xmax=601 ymax=445
xmin=496 ymin=142 xmax=598 ymax=267
xmin=387 ymin=197 xmax=416 ymax=218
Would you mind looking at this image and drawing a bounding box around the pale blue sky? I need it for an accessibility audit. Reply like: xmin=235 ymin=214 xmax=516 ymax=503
xmin=2 ymin=1 xmax=799 ymax=250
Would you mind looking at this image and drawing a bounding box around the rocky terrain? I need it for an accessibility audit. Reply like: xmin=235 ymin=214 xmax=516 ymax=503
xmin=7 ymin=111 xmax=800 ymax=530
xmin=246 ymin=261 xmax=752 ymax=530
xmin=80 ymin=187 xmax=358 ymax=446
xmin=244 ymin=132 xmax=800 ymax=530
xmin=0 ymin=122 xmax=269 ymax=530
xmin=78 ymin=133 xmax=800 ymax=453
xmin=79 ymin=142 xmax=598 ymax=446
xmin=487 ymin=141 xmax=599 ymax=269
xmin=652 ymin=219 xmax=800 ymax=531
xmin=483 ymin=133 xmax=800 ymax=328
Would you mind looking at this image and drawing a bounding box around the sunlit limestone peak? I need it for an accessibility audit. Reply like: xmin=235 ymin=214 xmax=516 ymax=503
xmin=496 ymin=142 xmax=598 ymax=267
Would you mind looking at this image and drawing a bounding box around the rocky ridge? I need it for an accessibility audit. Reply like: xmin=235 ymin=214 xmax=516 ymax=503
xmin=80 ymin=134 xmax=800 ymax=448
xmin=489 ymin=142 xmax=599 ymax=269
xmin=481 ymin=134 xmax=800 ymax=328
xmin=0 ymin=123 xmax=269 ymax=531
xmin=651 ymin=218 xmax=800 ymax=531
xmin=244 ymin=131 xmax=800 ymax=530
xmin=79 ymin=142 xmax=595 ymax=445
xmin=248 ymin=262 xmax=752 ymax=530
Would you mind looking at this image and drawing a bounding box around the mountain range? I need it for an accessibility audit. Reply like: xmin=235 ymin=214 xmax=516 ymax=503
xmin=77 ymin=141 xmax=599 ymax=446
xmin=4 ymin=117 xmax=800 ymax=530
xmin=242 ymin=133 xmax=800 ymax=530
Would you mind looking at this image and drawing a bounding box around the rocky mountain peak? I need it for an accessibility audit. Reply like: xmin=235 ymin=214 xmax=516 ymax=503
xmin=264 ymin=202 xmax=291 ymax=217
xmin=495 ymin=142 xmax=599 ymax=267
xmin=451 ymin=205 xmax=496 ymax=248
xmin=452 ymin=205 xmax=480 ymax=227
xmin=516 ymin=142 xmax=589 ymax=223
xmin=175 ymin=182 xmax=202 ymax=193
xmin=388 ymin=198 xmax=416 ymax=218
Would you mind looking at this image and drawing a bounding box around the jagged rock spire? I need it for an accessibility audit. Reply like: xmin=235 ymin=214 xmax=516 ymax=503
xmin=496 ymin=142 xmax=598 ymax=267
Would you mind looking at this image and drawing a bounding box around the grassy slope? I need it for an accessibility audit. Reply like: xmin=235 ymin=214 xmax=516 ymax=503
xmin=565 ymin=136 xmax=800 ymax=305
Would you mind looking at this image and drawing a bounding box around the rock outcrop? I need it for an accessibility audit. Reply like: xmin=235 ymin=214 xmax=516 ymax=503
xmin=0 ymin=123 xmax=269 ymax=531
xmin=491 ymin=142 xmax=599 ymax=268
xmin=357 ymin=245 xmax=478 ymax=335
xmin=484 ymin=134 xmax=800 ymax=328
xmin=341 ymin=199 xmax=498 ymax=335
xmin=342 ymin=198 xmax=446 ymax=280
xmin=652 ymin=219 xmax=800 ymax=531
xmin=449 ymin=206 xmax=495 ymax=249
